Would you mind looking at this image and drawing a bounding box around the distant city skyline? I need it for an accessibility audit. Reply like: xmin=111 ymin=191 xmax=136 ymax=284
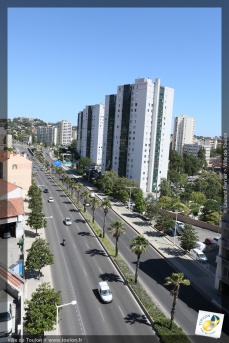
xmin=8 ymin=8 xmax=221 ymax=137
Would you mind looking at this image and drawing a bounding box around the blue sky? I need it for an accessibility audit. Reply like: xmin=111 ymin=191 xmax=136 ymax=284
xmin=8 ymin=8 xmax=221 ymax=137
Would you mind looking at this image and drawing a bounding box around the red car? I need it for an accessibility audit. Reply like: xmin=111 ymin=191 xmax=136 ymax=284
xmin=204 ymin=237 xmax=217 ymax=245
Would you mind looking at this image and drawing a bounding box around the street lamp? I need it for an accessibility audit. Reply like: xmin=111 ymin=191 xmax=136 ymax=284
xmin=126 ymin=186 xmax=136 ymax=210
xmin=173 ymin=211 xmax=181 ymax=246
xmin=56 ymin=300 xmax=77 ymax=335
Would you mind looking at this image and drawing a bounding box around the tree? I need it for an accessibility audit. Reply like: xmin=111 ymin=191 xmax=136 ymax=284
xmin=133 ymin=194 xmax=146 ymax=214
xmin=201 ymin=199 xmax=221 ymax=222
xmin=146 ymin=199 xmax=159 ymax=224
xmin=75 ymin=182 xmax=83 ymax=201
xmin=169 ymin=150 xmax=183 ymax=173
xmin=90 ymin=198 xmax=101 ymax=223
xmin=107 ymin=220 xmax=126 ymax=257
xmin=164 ymin=273 xmax=190 ymax=330
xmin=26 ymin=206 xmax=46 ymax=236
xmin=183 ymin=152 xmax=202 ymax=175
xmin=157 ymin=196 xmax=172 ymax=210
xmin=159 ymin=178 xmax=172 ymax=197
xmin=171 ymin=202 xmax=190 ymax=216
xmin=197 ymin=146 xmax=207 ymax=170
xmin=154 ymin=214 xmax=174 ymax=234
xmin=205 ymin=211 xmax=221 ymax=225
xmin=24 ymin=282 xmax=62 ymax=339
xmin=78 ymin=157 xmax=92 ymax=174
xmin=178 ymin=224 xmax=198 ymax=251
xmin=130 ymin=235 xmax=149 ymax=284
xmin=80 ymin=190 xmax=90 ymax=212
xmin=190 ymin=191 xmax=206 ymax=205
xmin=25 ymin=238 xmax=54 ymax=279
xmin=101 ymin=198 xmax=112 ymax=238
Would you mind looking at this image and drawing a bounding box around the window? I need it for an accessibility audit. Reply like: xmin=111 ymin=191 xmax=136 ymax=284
xmin=12 ymin=164 xmax=17 ymax=170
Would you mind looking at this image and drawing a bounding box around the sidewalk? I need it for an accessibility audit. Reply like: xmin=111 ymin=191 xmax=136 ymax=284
xmin=23 ymin=197 xmax=56 ymax=335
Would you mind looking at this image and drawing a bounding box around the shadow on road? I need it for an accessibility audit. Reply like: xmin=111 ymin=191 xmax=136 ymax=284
xmin=124 ymin=313 xmax=152 ymax=327
xmin=78 ymin=231 xmax=92 ymax=236
xmin=99 ymin=272 xmax=122 ymax=283
xmin=159 ymin=246 xmax=184 ymax=257
xmin=85 ymin=248 xmax=108 ymax=257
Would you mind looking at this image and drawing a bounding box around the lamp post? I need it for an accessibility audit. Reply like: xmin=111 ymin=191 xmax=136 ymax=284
xmin=173 ymin=211 xmax=181 ymax=246
xmin=126 ymin=186 xmax=136 ymax=210
xmin=56 ymin=300 xmax=77 ymax=335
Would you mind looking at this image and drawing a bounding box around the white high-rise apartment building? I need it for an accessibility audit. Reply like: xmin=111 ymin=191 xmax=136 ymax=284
xmin=37 ymin=126 xmax=57 ymax=145
xmin=172 ymin=114 xmax=195 ymax=154
xmin=102 ymin=78 xmax=174 ymax=193
xmin=57 ymin=120 xmax=72 ymax=146
xmin=77 ymin=104 xmax=104 ymax=165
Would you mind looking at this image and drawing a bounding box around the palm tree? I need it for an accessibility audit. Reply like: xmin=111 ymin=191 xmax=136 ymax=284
xmin=101 ymin=198 xmax=112 ymax=238
xmin=164 ymin=272 xmax=190 ymax=330
xmin=75 ymin=182 xmax=83 ymax=201
xmin=68 ymin=178 xmax=76 ymax=196
xmin=90 ymin=198 xmax=101 ymax=223
xmin=107 ymin=220 xmax=126 ymax=257
xmin=130 ymin=235 xmax=149 ymax=284
xmin=80 ymin=190 xmax=90 ymax=212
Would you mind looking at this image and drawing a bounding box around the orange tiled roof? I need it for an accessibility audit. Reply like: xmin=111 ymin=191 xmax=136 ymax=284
xmin=0 ymin=179 xmax=21 ymax=197
xmin=0 ymin=197 xmax=24 ymax=219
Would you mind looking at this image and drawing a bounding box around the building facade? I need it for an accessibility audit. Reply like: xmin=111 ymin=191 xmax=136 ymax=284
xmin=57 ymin=120 xmax=72 ymax=146
xmin=172 ymin=115 xmax=195 ymax=155
xmin=37 ymin=125 xmax=57 ymax=145
xmin=102 ymin=78 xmax=174 ymax=193
xmin=0 ymin=150 xmax=32 ymax=196
xmin=183 ymin=141 xmax=211 ymax=164
xmin=77 ymin=104 xmax=105 ymax=165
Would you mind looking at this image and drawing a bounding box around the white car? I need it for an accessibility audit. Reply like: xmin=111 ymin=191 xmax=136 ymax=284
xmin=64 ymin=217 xmax=72 ymax=226
xmin=48 ymin=197 xmax=54 ymax=203
xmin=90 ymin=192 xmax=95 ymax=198
xmin=98 ymin=281 xmax=113 ymax=303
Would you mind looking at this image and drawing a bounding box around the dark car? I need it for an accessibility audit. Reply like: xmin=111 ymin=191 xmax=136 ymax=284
xmin=3 ymin=232 xmax=11 ymax=239
xmin=75 ymin=219 xmax=86 ymax=223
xmin=165 ymin=228 xmax=175 ymax=236
xmin=44 ymin=189 xmax=49 ymax=193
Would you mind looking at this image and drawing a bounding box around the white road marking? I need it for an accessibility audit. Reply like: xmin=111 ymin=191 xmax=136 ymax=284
xmin=98 ymin=308 xmax=105 ymax=321
xmin=98 ymin=267 xmax=102 ymax=273
xmin=85 ymin=242 xmax=89 ymax=249
xmin=82 ymin=267 xmax=87 ymax=277
xmin=118 ymin=305 xmax=125 ymax=317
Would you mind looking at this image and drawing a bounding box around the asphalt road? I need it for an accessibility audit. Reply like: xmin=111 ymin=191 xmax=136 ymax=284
xmin=21 ymin=147 xmax=228 ymax=342
xmin=65 ymin=173 xmax=229 ymax=343
xmin=34 ymin=167 xmax=155 ymax=338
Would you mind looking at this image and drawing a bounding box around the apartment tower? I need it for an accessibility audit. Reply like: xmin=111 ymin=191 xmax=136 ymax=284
xmin=37 ymin=125 xmax=57 ymax=145
xmin=57 ymin=120 xmax=72 ymax=146
xmin=102 ymin=78 xmax=174 ymax=193
xmin=77 ymin=104 xmax=104 ymax=165
xmin=172 ymin=114 xmax=195 ymax=155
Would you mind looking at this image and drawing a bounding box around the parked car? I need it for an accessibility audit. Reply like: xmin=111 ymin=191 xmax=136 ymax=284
xmin=204 ymin=237 xmax=217 ymax=245
xmin=165 ymin=228 xmax=175 ymax=236
xmin=194 ymin=241 xmax=206 ymax=252
xmin=64 ymin=218 xmax=72 ymax=226
xmin=212 ymin=237 xmax=220 ymax=244
xmin=98 ymin=281 xmax=112 ymax=303
xmin=2 ymin=232 xmax=11 ymax=239
xmin=90 ymin=192 xmax=95 ymax=198
xmin=44 ymin=189 xmax=49 ymax=193
xmin=190 ymin=248 xmax=208 ymax=262
xmin=40 ymin=168 xmax=44 ymax=171
xmin=48 ymin=197 xmax=54 ymax=203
